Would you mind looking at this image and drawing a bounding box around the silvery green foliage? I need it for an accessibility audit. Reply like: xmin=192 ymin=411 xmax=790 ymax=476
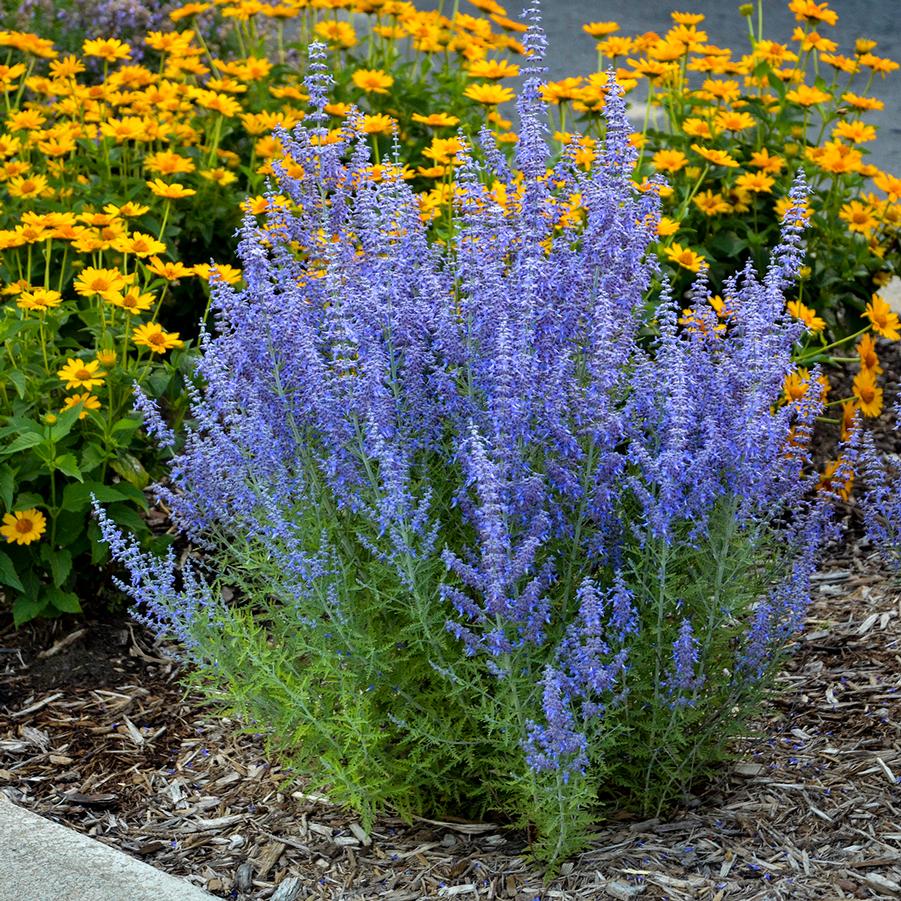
xmin=100 ymin=29 xmax=841 ymax=868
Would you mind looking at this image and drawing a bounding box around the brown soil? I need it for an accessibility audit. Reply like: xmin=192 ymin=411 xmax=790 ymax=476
xmin=1 ymin=615 xmax=141 ymax=705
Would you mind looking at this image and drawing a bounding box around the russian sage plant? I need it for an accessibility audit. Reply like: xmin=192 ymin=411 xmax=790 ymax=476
xmin=855 ymin=404 xmax=901 ymax=572
xmin=99 ymin=32 xmax=843 ymax=868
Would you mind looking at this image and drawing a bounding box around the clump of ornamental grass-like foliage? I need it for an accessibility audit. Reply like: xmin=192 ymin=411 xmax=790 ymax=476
xmin=99 ymin=27 xmax=848 ymax=869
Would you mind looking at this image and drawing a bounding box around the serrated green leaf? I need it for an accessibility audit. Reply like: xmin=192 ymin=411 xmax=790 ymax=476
xmin=80 ymin=442 xmax=106 ymax=474
xmin=146 ymin=369 xmax=173 ymax=396
xmin=48 ymin=549 xmax=73 ymax=588
xmin=54 ymin=453 xmax=83 ymax=482
xmin=48 ymin=404 xmax=83 ymax=442
xmin=43 ymin=585 xmax=81 ymax=614
xmin=13 ymin=492 xmax=43 ymax=510
xmin=12 ymin=593 xmax=47 ymax=627
xmin=0 ymin=463 xmax=14 ymax=511
xmin=3 ymin=432 xmax=43 ymax=454
xmin=0 ymin=549 xmax=23 ymax=591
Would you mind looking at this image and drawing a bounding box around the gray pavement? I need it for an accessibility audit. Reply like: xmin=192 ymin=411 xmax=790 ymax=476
xmin=0 ymin=792 xmax=214 ymax=901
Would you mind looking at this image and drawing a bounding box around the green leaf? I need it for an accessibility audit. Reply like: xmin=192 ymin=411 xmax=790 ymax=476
xmin=7 ymin=370 xmax=27 ymax=400
xmin=109 ymin=454 xmax=149 ymax=489
xmin=53 ymin=510 xmax=89 ymax=549
xmin=53 ymin=453 xmax=83 ymax=482
xmin=48 ymin=404 xmax=84 ymax=442
xmin=146 ymin=369 xmax=173 ymax=396
xmin=87 ymin=517 xmax=110 ymax=565
xmin=709 ymin=231 xmax=748 ymax=258
xmin=0 ymin=550 xmax=23 ymax=591
xmin=43 ymin=585 xmax=81 ymax=614
xmin=62 ymin=480 xmax=127 ymax=513
xmin=45 ymin=548 xmax=72 ymax=587
xmin=149 ymin=533 xmax=178 ymax=555
xmin=108 ymin=418 xmax=142 ymax=448
xmin=3 ymin=432 xmax=43 ymax=454
xmin=12 ymin=593 xmax=48 ymax=627
xmin=32 ymin=441 xmax=55 ymax=466
xmin=0 ymin=319 xmax=30 ymax=343
xmin=13 ymin=492 xmax=44 ymax=510
xmin=108 ymin=480 xmax=148 ymax=510
xmin=765 ymin=69 xmax=788 ymax=100
xmin=112 ymin=416 xmax=141 ymax=436
xmin=0 ymin=463 xmax=14 ymax=511
xmin=0 ymin=417 xmax=41 ymax=441
xmin=80 ymin=442 xmax=106 ymax=474
xmin=107 ymin=502 xmax=148 ymax=536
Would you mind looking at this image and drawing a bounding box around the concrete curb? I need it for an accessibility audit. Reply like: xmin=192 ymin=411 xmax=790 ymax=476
xmin=0 ymin=791 xmax=215 ymax=901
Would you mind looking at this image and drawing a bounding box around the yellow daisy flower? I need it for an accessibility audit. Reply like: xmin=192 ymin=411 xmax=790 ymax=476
xmin=786 ymin=300 xmax=826 ymax=333
xmin=1 ymin=509 xmax=46 ymax=546
xmin=132 ymin=322 xmax=184 ymax=354
xmin=74 ymin=267 xmax=131 ymax=299
xmin=62 ymin=392 xmax=102 ymax=420
xmin=351 ymin=68 xmax=394 ymax=94
xmin=83 ymin=37 xmax=132 ymax=62
xmin=17 ymin=287 xmax=63 ymax=311
xmin=464 ymin=83 xmax=515 ymax=105
xmin=113 ymin=232 xmax=167 ymax=257
xmin=146 ymin=179 xmax=197 ymax=199
xmin=57 ymin=358 xmax=106 ymax=391
xmin=864 ymin=293 xmax=901 ymax=340
xmin=664 ymin=242 xmax=706 ymax=272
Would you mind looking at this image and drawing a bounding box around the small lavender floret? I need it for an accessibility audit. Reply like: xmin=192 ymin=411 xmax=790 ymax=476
xmin=132 ymin=383 xmax=176 ymax=449
xmin=664 ymin=617 xmax=703 ymax=707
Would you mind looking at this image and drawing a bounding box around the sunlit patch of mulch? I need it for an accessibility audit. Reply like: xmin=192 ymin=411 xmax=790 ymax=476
xmin=2 ymin=531 xmax=899 ymax=901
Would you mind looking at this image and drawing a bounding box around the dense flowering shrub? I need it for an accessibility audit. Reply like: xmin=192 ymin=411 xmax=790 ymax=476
xmin=0 ymin=252 xmax=184 ymax=623
xmin=100 ymin=34 xmax=848 ymax=867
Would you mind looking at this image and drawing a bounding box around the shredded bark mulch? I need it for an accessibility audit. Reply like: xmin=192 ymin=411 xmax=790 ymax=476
xmin=2 ymin=533 xmax=900 ymax=901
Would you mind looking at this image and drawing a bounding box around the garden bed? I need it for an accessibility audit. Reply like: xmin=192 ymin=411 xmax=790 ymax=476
xmin=1 ymin=1 xmax=900 ymax=897
xmin=2 ymin=531 xmax=899 ymax=901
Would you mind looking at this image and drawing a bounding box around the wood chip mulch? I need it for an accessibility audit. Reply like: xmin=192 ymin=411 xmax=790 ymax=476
xmin=2 ymin=536 xmax=899 ymax=901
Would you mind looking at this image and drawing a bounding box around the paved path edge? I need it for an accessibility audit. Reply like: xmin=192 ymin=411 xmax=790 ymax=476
xmin=0 ymin=790 xmax=215 ymax=901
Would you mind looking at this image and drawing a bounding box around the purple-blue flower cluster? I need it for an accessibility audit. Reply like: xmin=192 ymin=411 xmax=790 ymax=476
xmin=111 ymin=29 xmax=839 ymax=794
xmin=855 ymin=402 xmax=901 ymax=571
xmin=664 ymin=617 xmax=703 ymax=708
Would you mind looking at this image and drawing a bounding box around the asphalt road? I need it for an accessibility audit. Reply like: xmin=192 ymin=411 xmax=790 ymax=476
xmin=419 ymin=0 xmax=901 ymax=174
